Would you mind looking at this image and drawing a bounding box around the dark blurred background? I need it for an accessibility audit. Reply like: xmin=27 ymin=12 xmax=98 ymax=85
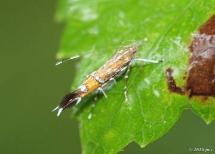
xmin=0 ymin=1 xmax=214 ymax=154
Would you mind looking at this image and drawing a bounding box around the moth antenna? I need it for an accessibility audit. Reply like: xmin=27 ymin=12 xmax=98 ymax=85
xmin=52 ymin=106 xmax=59 ymax=112
xmin=52 ymin=90 xmax=82 ymax=116
xmin=55 ymin=55 xmax=80 ymax=66
xmin=76 ymin=97 xmax=82 ymax=104
xmin=134 ymin=58 xmax=161 ymax=63
xmin=57 ymin=108 xmax=64 ymax=117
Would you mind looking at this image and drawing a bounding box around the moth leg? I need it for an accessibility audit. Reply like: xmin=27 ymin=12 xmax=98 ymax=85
xmin=110 ymin=77 xmax=117 ymax=85
xmin=124 ymin=65 xmax=131 ymax=102
xmin=98 ymin=87 xmax=107 ymax=98
xmin=94 ymin=95 xmax=98 ymax=102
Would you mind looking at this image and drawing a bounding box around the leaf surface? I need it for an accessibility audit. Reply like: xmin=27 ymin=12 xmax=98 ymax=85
xmin=56 ymin=0 xmax=215 ymax=153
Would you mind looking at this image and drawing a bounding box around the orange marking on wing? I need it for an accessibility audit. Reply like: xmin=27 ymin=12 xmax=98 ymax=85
xmin=81 ymin=76 xmax=101 ymax=97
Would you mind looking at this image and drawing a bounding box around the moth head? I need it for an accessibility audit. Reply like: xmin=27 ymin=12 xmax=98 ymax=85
xmin=52 ymin=91 xmax=81 ymax=117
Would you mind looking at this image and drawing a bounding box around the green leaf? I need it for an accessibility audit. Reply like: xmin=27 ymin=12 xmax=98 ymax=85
xmin=56 ymin=0 xmax=215 ymax=153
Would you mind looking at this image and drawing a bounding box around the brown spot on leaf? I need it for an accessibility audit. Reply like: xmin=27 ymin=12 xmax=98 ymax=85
xmin=186 ymin=33 xmax=215 ymax=96
xmin=166 ymin=68 xmax=185 ymax=95
xmin=166 ymin=14 xmax=215 ymax=98
xmin=199 ymin=14 xmax=215 ymax=35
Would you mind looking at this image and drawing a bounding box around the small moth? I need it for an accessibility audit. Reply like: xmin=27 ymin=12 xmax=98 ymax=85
xmin=53 ymin=46 xmax=160 ymax=116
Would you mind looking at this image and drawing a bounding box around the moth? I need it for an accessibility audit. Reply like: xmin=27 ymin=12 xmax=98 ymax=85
xmin=53 ymin=47 xmax=160 ymax=116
